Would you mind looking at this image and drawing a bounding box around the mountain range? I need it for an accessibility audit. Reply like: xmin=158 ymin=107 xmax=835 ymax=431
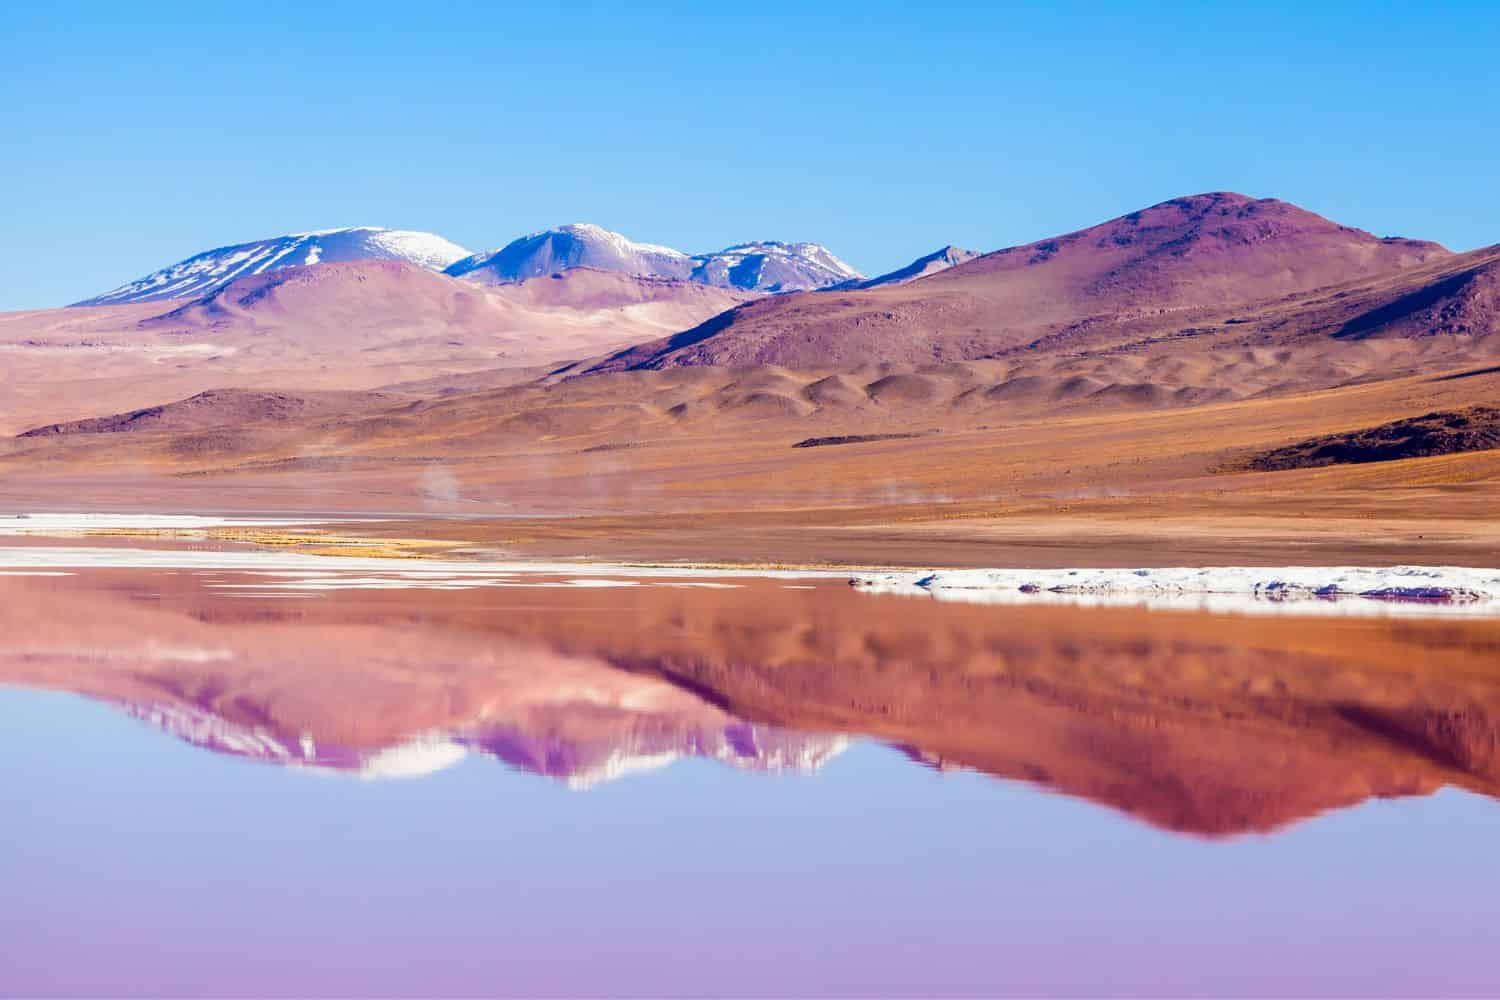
xmin=79 ymin=190 xmax=1474 ymax=380
xmin=444 ymin=223 xmax=864 ymax=292
xmin=78 ymin=221 xmax=871 ymax=306
xmin=5 ymin=189 xmax=1498 ymax=551
xmin=596 ymin=192 xmax=1455 ymax=370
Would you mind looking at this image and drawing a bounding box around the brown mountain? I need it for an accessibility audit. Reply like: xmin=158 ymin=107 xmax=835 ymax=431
xmin=833 ymin=245 xmax=982 ymax=289
xmin=593 ymin=192 xmax=1451 ymax=370
xmin=136 ymin=258 xmax=749 ymax=352
xmin=0 ymin=261 xmax=746 ymax=434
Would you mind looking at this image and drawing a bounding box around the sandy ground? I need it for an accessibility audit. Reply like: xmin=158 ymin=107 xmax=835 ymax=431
xmin=4 ymin=363 xmax=1495 ymax=569
xmin=0 ymin=281 xmax=1495 ymax=572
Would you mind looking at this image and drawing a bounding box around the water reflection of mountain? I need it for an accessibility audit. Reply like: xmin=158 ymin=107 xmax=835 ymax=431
xmin=2 ymin=571 xmax=1499 ymax=835
xmin=120 ymin=699 xmax=848 ymax=787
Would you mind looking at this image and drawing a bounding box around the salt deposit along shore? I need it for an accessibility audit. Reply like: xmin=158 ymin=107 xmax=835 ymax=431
xmin=0 ymin=544 xmax=849 ymax=591
xmin=2 ymin=542 xmax=1498 ymax=617
xmin=0 ymin=513 xmax=329 ymax=535
xmin=4 ymin=513 xmax=1500 ymax=617
xmin=850 ymin=565 xmax=1500 ymax=616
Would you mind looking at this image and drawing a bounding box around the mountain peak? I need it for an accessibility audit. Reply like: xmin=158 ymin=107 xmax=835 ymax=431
xmin=840 ymin=245 xmax=981 ymax=289
xmin=77 ymin=227 xmax=472 ymax=306
xmin=595 ymin=192 xmax=1453 ymax=371
xmin=444 ymin=223 xmax=692 ymax=285
xmin=689 ymin=240 xmax=862 ymax=292
xmin=446 ymin=226 xmax=861 ymax=293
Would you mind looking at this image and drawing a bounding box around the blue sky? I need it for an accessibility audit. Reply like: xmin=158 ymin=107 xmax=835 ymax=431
xmin=3 ymin=1 xmax=1497 ymax=309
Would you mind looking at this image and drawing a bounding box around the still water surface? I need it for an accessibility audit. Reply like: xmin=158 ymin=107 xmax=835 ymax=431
xmin=2 ymin=567 xmax=1498 ymax=996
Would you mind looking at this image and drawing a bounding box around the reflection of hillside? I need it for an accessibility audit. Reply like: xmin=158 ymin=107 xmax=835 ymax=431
xmin=2 ymin=572 xmax=1499 ymax=833
xmin=0 ymin=576 xmax=845 ymax=787
xmin=432 ymin=579 xmax=1500 ymax=835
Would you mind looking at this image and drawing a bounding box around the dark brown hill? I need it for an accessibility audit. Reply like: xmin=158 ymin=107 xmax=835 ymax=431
xmin=17 ymin=389 xmax=403 ymax=438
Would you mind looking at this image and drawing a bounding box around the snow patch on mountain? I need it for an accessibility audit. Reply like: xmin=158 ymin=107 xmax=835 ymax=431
xmin=691 ymin=241 xmax=863 ymax=292
xmin=445 ymin=223 xmax=692 ymax=284
xmin=560 ymin=222 xmax=688 ymax=262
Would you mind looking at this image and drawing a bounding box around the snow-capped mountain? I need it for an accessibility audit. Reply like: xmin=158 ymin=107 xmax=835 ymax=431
xmin=447 ymin=224 xmax=862 ymax=293
xmin=690 ymin=241 xmax=863 ymax=292
xmin=835 ymin=245 xmax=981 ymax=290
xmin=445 ymin=222 xmax=693 ymax=284
xmin=77 ymin=227 xmax=472 ymax=306
xmin=75 ymin=221 xmax=863 ymax=306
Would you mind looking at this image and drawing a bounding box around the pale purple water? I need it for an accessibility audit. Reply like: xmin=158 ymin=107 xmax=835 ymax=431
xmin=1 ymin=568 xmax=1499 ymax=997
xmin=5 ymin=699 xmax=1500 ymax=997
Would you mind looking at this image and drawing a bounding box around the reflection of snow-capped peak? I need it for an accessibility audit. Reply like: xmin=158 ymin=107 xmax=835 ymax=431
xmin=119 ymin=699 xmax=849 ymax=787
xmin=466 ymin=720 xmax=850 ymax=790
xmin=562 ymin=749 xmax=683 ymax=791
xmin=716 ymin=727 xmax=852 ymax=773
xmin=126 ymin=702 xmax=296 ymax=763
xmin=353 ymin=738 xmax=470 ymax=780
xmin=544 ymin=725 xmax=851 ymax=790
xmin=122 ymin=701 xmax=467 ymax=780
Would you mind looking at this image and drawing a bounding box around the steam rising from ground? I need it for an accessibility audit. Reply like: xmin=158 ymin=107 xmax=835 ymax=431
xmin=419 ymin=466 xmax=462 ymax=506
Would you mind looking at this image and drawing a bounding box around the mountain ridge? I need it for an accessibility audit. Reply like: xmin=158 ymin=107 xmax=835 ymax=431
xmin=592 ymin=192 xmax=1453 ymax=371
xmin=447 ymin=224 xmax=862 ymax=292
xmin=834 ymin=245 xmax=982 ymax=290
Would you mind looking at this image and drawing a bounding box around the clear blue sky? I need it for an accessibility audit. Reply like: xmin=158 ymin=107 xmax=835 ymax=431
xmin=3 ymin=1 xmax=1497 ymax=310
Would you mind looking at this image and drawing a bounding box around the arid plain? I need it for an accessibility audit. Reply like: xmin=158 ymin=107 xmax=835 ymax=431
xmin=3 ymin=193 xmax=1498 ymax=569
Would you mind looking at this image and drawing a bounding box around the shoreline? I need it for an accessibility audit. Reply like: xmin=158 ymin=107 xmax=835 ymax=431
xmin=1 ymin=513 xmax=1498 ymax=618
